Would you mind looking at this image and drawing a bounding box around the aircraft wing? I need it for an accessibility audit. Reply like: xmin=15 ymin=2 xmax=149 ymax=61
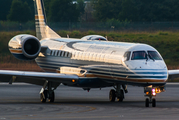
xmin=168 ymin=70 xmax=179 ymax=80
xmin=0 ymin=70 xmax=78 ymax=86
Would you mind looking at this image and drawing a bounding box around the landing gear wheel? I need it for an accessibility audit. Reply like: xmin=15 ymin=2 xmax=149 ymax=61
xmin=109 ymin=89 xmax=116 ymax=102
xmin=40 ymin=90 xmax=48 ymax=103
xmin=145 ymin=98 xmax=149 ymax=107
xmin=117 ymin=90 xmax=124 ymax=102
xmin=48 ymin=91 xmax=55 ymax=103
xmin=152 ymin=98 xmax=156 ymax=107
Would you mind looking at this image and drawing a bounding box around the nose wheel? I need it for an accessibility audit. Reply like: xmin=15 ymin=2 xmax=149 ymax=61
xmin=144 ymin=86 xmax=157 ymax=107
xmin=144 ymin=85 xmax=165 ymax=107
xmin=145 ymin=98 xmax=156 ymax=107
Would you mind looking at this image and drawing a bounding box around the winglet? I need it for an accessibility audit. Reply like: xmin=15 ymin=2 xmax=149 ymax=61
xmin=34 ymin=0 xmax=61 ymax=40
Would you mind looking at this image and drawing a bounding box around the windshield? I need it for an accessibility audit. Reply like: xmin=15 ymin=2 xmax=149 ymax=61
xmin=131 ymin=51 xmax=147 ymax=60
xmin=148 ymin=51 xmax=162 ymax=60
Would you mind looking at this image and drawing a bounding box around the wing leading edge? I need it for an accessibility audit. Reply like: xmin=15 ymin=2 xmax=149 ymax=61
xmin=168 ymin=70 xmax=179 ymax=80
xmin=0 ymin=70 xmax=79 ymax=85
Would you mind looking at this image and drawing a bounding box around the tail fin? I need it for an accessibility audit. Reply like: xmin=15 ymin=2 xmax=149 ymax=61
xmin=34 ymin=0 xmax=61 ymax=40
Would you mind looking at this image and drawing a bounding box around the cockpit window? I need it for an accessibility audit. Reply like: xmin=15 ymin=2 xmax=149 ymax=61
xmin=131 ymin=51 xmax=147 ymax=60
xmin=124 ymin=51 xmax=131 ymax=61
xmin=148 ymin=51 xmax=162 ymax=60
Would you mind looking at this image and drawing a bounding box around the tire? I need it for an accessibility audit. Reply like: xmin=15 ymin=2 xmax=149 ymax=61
xmin=40 ymin=90 xmax=48 ymax=103
xmin=145 ymin=98 xmax=149 ymax=107
xmin=152 ymin=98 xmax=156 ymax=107
xmin=48 ymin=91 xmax=55 ymax=103
xmin=117 ymin=90 xmax=124 ymax=102
xmin=109 ymin=89 xmax=116 ymax=102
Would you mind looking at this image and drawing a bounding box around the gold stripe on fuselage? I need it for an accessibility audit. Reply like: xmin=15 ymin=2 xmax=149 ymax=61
xmin=9 ymin=49 xmax=22 ymax=54
xmin=83 ymin=74 xmax=166 ymax=83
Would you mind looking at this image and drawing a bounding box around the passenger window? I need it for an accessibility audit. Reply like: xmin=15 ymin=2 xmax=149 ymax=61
xmin=82 ymin=52 xmax=86 ymax=60
xmin=68 ymin=53 xmax=72 ymax=57
xmin=61 ymin=51 xmax=65 ymax=57
xmin=148 ymin=51 xmax=162 ymax=60
xmin=50 ymin=50 xmax=53 ymax=55
xmin=78 ymin=52 xmax=82 ymax=59
xmin=131 ymin=51 xmax=147 ymax=60
xmin=64 ymin=52 xmax=67 ymax=57
xmin=100 ymin=54 xmax=105 ymax=61
xmin=58 ymin=51 xmax=61 ymax=56
xmin=66 ymin=52 xmax=69 ymax=57
xmin=89 ymin=53 xmax=94 ymax=60
xmin=124 ymin=51 xmax=131 ymax=61
xmin=72 ymin=52 xmax=75 ymax=58
xmin=56 ymin=51 xmax=59 ymax=56
xmin=75 ymin=52 xmax=79 ymax=59
xmin=52 ymin=50 xmax=55 ymax=56
xmin=86 ymin=53 xmax=90 ymax=60
xmin=93 ymin=54 xmax=97 ymax=60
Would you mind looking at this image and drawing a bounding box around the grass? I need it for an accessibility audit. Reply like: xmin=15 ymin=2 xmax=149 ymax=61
xmin=0 ymin=62 xmax=42 ymax=71
xmin=0 ymin=55 xmax=42 ymax=72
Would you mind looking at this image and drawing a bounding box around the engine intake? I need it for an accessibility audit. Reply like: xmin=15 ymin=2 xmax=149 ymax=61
xmin=9 ymin=34 xmax=41 ymax=60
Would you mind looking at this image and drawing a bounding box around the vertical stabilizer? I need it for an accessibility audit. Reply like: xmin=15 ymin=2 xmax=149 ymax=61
xmin=34 ymin=0 xmax=61 ymax=40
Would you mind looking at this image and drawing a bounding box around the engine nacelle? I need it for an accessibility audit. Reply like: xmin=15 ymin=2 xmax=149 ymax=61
xmin=81 ymin=35 xmax=107 ymax=41
xmin=9 ymin=34 xmax=41 ymax=60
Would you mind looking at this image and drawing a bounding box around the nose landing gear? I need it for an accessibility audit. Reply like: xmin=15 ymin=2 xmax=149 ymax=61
xmin=145 ymin=97 xmax=156 ymax=107
xmin=144 ymin=86 xmax=156 ymax=107
xmin=144 ymin=86 xmax=165 ymax=107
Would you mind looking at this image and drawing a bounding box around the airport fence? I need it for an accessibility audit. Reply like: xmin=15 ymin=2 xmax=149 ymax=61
xmin=1 ymin=21 xmax=179 ymax=32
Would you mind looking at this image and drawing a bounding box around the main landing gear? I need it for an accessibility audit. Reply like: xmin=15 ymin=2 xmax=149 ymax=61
xmin=109 ymin=84 xmax=128 ymax=102
xmin=40 ymin=81 xmax=57 ymax=103
xmin=144 ymin=86 xmax=165 ymax=107
xmin=40 ymin=90 xmax=55 ymax=103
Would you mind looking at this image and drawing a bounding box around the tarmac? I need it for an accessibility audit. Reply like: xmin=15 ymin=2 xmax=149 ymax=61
xmin=0 ymin=83 xmax=179 ymax=120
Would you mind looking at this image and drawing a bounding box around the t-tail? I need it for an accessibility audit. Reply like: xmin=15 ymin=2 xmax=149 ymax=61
xmin=34 ymin=0 xmax=61 ymax=40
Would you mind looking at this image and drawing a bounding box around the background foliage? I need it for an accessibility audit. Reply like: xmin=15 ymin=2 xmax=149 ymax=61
xmin=1 ymin=0 xmax=179 ymax=23
xmin=92 ymin=0 xmax=179 ymax=22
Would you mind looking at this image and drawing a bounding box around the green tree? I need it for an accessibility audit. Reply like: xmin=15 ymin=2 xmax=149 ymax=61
xmin=7 ymin=0 xmax=32 ymax=22
xmin=0 ymin=0 xmax=13 ymax=21
xmin=118 ymin=0 xmax=138 ymax=22
xmin=43 ymin=0 xmax=51 ymax=18
xmin=77 ymin=0 xmax=85 ymax=15
xmin=49 ymin=0 xmax=80 ymax=22
xmin=92 ymin=0 xmax=179 ymax=22
xmin=76 ymin=0 xmax=85 ymax=21
xmin=92 ymin=0 xmax=122 ymax=21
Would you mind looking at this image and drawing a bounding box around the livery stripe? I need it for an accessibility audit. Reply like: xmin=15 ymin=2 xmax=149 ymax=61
xmin=37 ymin=59 xmax=167 ymax=78
xmin=9 ymin=49 xmax=23 ymax=54
xmin=84 ymin=74 xmax=166 ymax=83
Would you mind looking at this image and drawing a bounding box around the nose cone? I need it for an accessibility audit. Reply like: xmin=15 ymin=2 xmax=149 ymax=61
xmin=124 ymin=60 xmax=168 ymax=84
xmin=126 ymin=59 xmax=167 ymax=70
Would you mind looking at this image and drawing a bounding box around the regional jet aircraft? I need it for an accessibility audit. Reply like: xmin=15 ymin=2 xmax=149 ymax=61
xmin=0 ymin=0 xmax=179 ymax=107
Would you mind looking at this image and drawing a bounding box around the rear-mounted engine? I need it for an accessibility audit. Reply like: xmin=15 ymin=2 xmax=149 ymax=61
xmin=9 ymin=34 xmax=41 ymax=60
xmin=81 ymin=35 xmax=107 ymax=41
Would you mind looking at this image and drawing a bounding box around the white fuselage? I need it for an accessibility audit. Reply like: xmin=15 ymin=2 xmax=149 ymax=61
xmin=35 ymin=38 xmax=168 ymax=87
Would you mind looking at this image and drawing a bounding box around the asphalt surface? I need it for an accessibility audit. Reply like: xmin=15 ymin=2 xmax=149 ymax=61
xmin=0 ymin=83 xmax=179 ymax=120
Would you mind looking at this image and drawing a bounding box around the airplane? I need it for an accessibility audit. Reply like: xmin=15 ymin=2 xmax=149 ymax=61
xmin=1 ymin=0 xmax=179 ymax=107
